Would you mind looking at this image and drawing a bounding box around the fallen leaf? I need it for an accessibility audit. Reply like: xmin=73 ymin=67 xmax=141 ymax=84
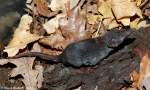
xmin=98 ymin=0 xmax=113 ymax=19
xmin=58 ymin=4 xmax=91 ymax=48
xmin=130 ymin=48 xmax=150 ymax=89
xmin=87 ymin=14 xmax=102 ymax=25
xmin=138 ymin=52 xmax=150 ymax=88
xmin=41 ymin=2 xmax=91 ymax=50
xmin=0 ymin=58 xmax=44 ymax=90
xmin=0 ymin=43 xmax=43 ymax=90
xmin=111 ymin=0 xmax=143 ymax=26
xmin=43 ymin=14 xmax=65 ymax=34
xmin=49 ymin=0 xmax=68 ymax=12
xmin=97 ymin=0 xmax=119 ymax=29
xmin=102 ymin=18 xmax=113 ymax=29
xmin=130 ymin=71 xmax=139 ymax=88
xmin=111 ymin=0 xmax=143 ymax=19
xmin=86 ymin=1 xmax=98 ymax=14
xmin=26 ymin=0 xmax=58 ymax=17
xmin=137 ymin=20 xmax=150 ymax=28
xmin=135 ymin=0 xmax=142 ymax=6
xmin=34 ymin=0 xmax=58 ymax=17
xmin=130 ymin=18 xmax=141 ymax=29
xmin=141 ymin=76 xmax=150 ymax=90
xmin=143 ymin=9 xmax=150 ymax=17
xmin=26 ymin=0 xmax=32 ymax=4
xmin=118 ymin=18 xmax=130 ymax=26
xmin=108 ymin=20 xmax=120 ymax=29
xmin=130 ymin=19 xmax=150 ymax=29
xmin=39 ymin=30 xmax=66 ymax=50
xmin=49 ymin=0 xmax=80 ymax=12
xmin=4 ymin=14 xmax=42 ymax=57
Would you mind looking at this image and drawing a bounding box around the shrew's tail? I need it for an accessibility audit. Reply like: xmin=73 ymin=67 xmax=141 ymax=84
xmin=8 ymin=52 xmax=60 ymax=62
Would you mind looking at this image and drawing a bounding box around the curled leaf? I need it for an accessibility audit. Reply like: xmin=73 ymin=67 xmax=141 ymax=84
xmin=41 ymin=2 xmax=91 ymax=50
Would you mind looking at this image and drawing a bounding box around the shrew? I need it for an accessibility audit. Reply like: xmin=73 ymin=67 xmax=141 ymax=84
xmin=8 ymin=30 xmax=133 ymax=67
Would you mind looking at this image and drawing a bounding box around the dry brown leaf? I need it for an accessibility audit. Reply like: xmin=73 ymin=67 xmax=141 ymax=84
xmin=108 ymin=20 xmax=120 ymax=29
xmin=111 ymin=0 xmax=142 ymax=19
xmin=130 ymin=19 xmax=150 ymax=29
xmin=43 ymin=14 xmax=66 ymax=34
xmin=130 ymin=71 xmax=139 ymax=88
xmin=0 ymin=58 xmax=44 ymax=90
xmin=98 ymin=0 xmax=113 ymax=19
xmin=41 ymin=2 xmax=91 ymax=50
xmin=86 ymin=0 xmax=99 ymax=18
xmin=102 ymin=18 xmax=113 ymax=28
xmin=135 ymin=0 xmax=142 ymax=6
xmin=130 ymin=18 xmax=141 ymax=29
xmin=138 ymin=52 xmax=150 ymax=88
xmin=49 ymin=0 xmax=68 ymax=12
xmin=39 ymin=30 xmax=65 ymax=50
xmin=97 ymin=0 xmax=119 ymax=29
xmin=130 ymin=48 xmax=150 ymax=89
xmin=34 ymin=0 xmax=57 ymax=17
xmin=144 ymin=9 xmax=150 ymax=17
xmin=111 ymin=0 xmax=142 ymax=26
xmin=137 ymin=20 xmax=150 ymax=28
xmin=87 ymin=14 xmax=102 ymax=25
xmin=97 ymin=0 xmax=143 ymax=28
xmin=58 ymin=5 xmax=91 ymax=48
xmin=26 ymin=0 xmax=58 ymax=17
xmin=0 ymin=43 xmax=43 ymax=90
xmin=26 ymin=0 xmax=32 ymax=4
xmin=141 ymin=76 xmax=150 ymax=90
xmin=4 ymin=14 xmax=42 ymax=57
xmin=49 ymin=0 xmax=80 ymax=12
xmin=118 ymin=18 xmax=130 ymax=26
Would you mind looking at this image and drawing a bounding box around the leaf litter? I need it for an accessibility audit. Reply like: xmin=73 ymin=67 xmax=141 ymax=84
xmin=0 ymin=0 xmax=150 ymax=90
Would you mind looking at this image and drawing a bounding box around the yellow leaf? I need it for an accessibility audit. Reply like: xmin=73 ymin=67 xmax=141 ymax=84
xmin=118 ymin=18 xmax=130 ymax=26
xmin=130 ymin=18 xmax=141 ymax=29
xmin=87 ymin=15 xmax=102 ymax=24
xmin=49 ymin=0 xmax=80 ymax=12
xmin=4 ymin=14 xmax=42 ymax=57
xmin=43 ymin=14 xmax=65 ymax=34
xmin=108 ymin=20 xmax=120 ymax=29
xmin=130 ymin=19 xmax=149 ymax=29
xmin=135 ymin=0 xmax=142 ymax=6
xmin=111 ymin=0 xmax=143 ymax=19
xmin=98 ymin=0 xmax=114 ymax=19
